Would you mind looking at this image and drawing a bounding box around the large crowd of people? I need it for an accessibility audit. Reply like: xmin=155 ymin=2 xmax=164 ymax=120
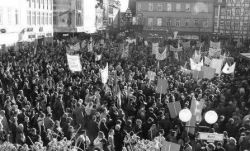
xmin=0 ymin=35 xmax=250 ymax=151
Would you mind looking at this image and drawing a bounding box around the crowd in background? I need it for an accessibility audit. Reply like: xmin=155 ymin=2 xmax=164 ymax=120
xmin=0 ymin=35 xmax=250 ymax=151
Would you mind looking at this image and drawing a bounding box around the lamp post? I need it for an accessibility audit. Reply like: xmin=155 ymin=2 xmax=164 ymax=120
xmin=179 ymin=109 xmax=218 ymax=149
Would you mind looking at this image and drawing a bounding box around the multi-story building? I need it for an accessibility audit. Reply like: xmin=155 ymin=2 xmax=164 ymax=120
xmin=213 ymin=0 xmax=250 ymax=40
xmin=0 ymin=0 xmax=25 ymax=47
xmin=0 ymin=0 xmax=53 ymax=48
xmin=53 ymin=0 xmax=84 ymax=36
xmin=25 ymin=0 xmax=53 ymax=44
xmin=136 ymin=0 xmax=215 ymax=39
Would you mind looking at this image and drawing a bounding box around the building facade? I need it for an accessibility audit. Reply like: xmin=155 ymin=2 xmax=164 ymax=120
xmin=0 ymin=0 xmax=53 ymax=48
xmin=53 ymin=0 xmax=83 ymax=34
xmin=25 ymin=0 xmax=53 ymax=43
xmin=213 ymin=0 xmax=250 ymax=40
xmin=136 ymin=0 xmax=215 ymax=39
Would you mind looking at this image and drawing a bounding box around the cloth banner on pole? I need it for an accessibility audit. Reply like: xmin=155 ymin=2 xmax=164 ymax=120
xmin=222 ymin=62 xmax=236 ymax=74
xmin=174 ymin=52 xmax=179 ymax=61
xmin=66 ymin=54 xmax=82 ymax=72
xmin=156 ymin=48 xmax=167 ymax=61
xmin=193 ymin=50 xmax=201 ymax=63
xmin=152 ymin=43 xmax=159 ymax=55
xmin=100 ymin=63 xmax=109 ymax=84
xmin=161 ymin=141 xmax=181 ymax=151
xmin=209 ymin=48 xmax=221 ymax=58
xmin=190 ymin=58 xmax=203 ymax=71
xmin=167 ymin=101 xmax=182 ymax=119
xmin=201 ymin=66 xmax=216 ymax=80
xmin=156 ymin=79 xmax=168 ymax=94
xmin=210 ymin=41 xmax=221 ymax=49
xmin=210 ymin=59 xmax=223 ymax=75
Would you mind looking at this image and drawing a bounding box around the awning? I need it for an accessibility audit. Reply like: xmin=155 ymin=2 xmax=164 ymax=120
xmin=240 ymin=53 xmax=250 ymax=59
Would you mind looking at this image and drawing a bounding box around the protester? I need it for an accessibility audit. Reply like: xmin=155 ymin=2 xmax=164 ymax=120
xmin=0 ymin=36 xmax=249 ymax=151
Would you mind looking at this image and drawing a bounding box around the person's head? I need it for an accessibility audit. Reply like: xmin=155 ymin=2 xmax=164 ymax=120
xmin=108 ymin=129 xmax=114 ymax=136
xmin=216 ymin=142 xmax=223 ymax=149
xmin=98 ymin=131 xmax=105 ymax=139
xmin=115 ymin=124 xmax=121 ymax=131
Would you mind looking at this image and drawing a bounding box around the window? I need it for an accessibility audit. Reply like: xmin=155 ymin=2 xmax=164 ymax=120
xmin=235 ymin=22 xmax=240 ymax=30
xmin=221 ymin=8 xmax=226 ymax=15
xmin=175 ymin=19 xmax=180 ymax=27
xmin=185 ymin=3 xmax=191 ymax=12
xmin=53 ymin=13 xmax=58 ymax=25
xmin=137 ymin=3 xmax=142 ymax=11
xmin=235 ymin=8 xmax=240 ymax=16
xmin=76 ymin=13 xmax=81 ymax=26
xmin=176 ymin=3 xmax=181 ymax=12
xmin=0 ymin=8 xmax=2 ymax=25
xmin=157 ymin=18 xmax=162 ymax=26
xmin=42 ymin=0 xmax=44 ymax=9
xmin=27 ymin=11 xmax=31 ymax=25
xmin=194 ymin=19 xmax=199 ymax=26
xmin=214 ymin=7 xmax=218 ymax=16
xmin=47 ymin=0 xmax=49 ymax=9
xmin=226 ymin=21 xmax=231 ymax=29
xmin=32 ymin=0 xmax=35 ymax=8
xmin=32 ymin=12 xmax=36 ymax=25
xmin=166 ymin=3 xmax=172 ymax=11
xmin=148 ymin=18 xmax=153 ymax=26
xmin=49 ymin=13 xmax=52 ymax=24
xmin=38 ymin=0 xmax=40 ymax=9
xmin=203 ymin=20 xmax=208 ymax=27
xmin=28 ymin=0 xmax=31 ymax=8
xmin=41 ymin=12 xmax=44 ymax=25
xmin=44 ymin=0 xmax=47 ymax=10
xmin=37 ymin=12 xmax=40 ymax=25
xmin=166 ymin=19 xmax=171 ymax=26
xmin=45 ymin=13 xmax=48 ymax=25
xmin=184 ymin=19 xmax=189 ymax=26
xmin=148 ymin=3 xmax=153 ymax=11
xmin=226 ymin=10 xmax=231 ymax=16
xmin=50 ymin=0 xmax=53 ymax=10
xmin=157 ymin=3 xmax=163 ymax=11
xmin=8 ymin=8 xmax=12 ymax=25
xmin=15 ymin=10 xmax=19 ymax=25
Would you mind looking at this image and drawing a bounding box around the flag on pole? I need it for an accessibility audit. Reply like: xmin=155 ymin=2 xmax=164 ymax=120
xmin=88 ymin=41 xmax=93 ymax=52
xmin=222 ymin=62 xmax=236 ymax=74
xmin=100 ymin=63 xmax=109 ymax=84
xmin=186 ymin=96 xmax=197 ymax=134
xmin=146 ymin=71 xmax=156 ymax=81
xmin=174 ymin=51 xmax=179 ymax=61
xmin=193 ymin=50 xmax=201 ymax=63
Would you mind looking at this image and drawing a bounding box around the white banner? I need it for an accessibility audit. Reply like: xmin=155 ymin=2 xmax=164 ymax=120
xmin=156 ymin=48 xmax=167 ymax=61
xmin=209 ymin=48 xmax=221 ymax=58
xmin=66 ymin=54 xmax=82 ymax=72
xmin=198 ymin=132 xmax=224 ymax=142
xmin=210 ymin=59 xmax=223 ymax=75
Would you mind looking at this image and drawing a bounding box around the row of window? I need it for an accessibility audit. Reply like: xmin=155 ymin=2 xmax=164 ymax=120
xmin=214 ymin=7 xmax=248 ymax=16
xmin=147 ymin=18 xmax=209 ymax=28
xmin=0 ymin=8 xmax=20 ymax=25
xmin=27 ymin=11 xmax=52 ymax=25
xmin=27 ymin=0 xmax=53 ymax=10
xmin=137 ymin=2 xmax=208 ymax=13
